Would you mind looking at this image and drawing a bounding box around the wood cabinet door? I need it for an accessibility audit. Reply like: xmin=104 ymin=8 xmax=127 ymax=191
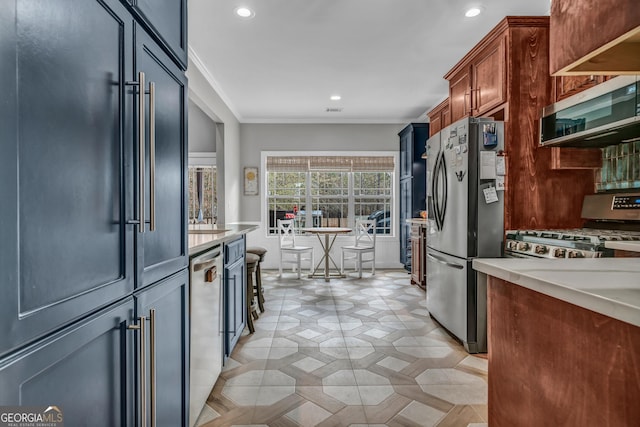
xmin=127 ymin=0 xmax=188 ymax=69
xmin=473 ymin=37 xmax=507 ymax=115
xmin=0 ymin=298 xmax=135 ymax=426
xmin=442 ymin=107 xmax=451 ymax=129
xmin=0 ymin=0 xmax=135 ymax=357
xmin=136 ymin=29 xmax=189 ymax=288
xmin=135 ymin=269 xmax=189 ymax=427
xmin=449 ymin=69 xmax=471 ymax=122
xmin=555 ymin=75 xmax=597 ymax=101
xmin=429 ymin=114 xmax=442 ymax=137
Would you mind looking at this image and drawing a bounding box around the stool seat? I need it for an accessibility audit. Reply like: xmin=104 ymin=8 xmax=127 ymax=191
xmin=246 ymin=252 xmax=260 ymax=265
xmin=247 ymin=246 xmax=267 ymax=261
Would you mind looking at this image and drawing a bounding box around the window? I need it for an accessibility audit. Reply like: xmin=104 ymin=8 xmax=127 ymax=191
xmin=188 ymin=154 xmax=217 ymax=225
xmin=265 ymin=154 xmax=394 ymax=235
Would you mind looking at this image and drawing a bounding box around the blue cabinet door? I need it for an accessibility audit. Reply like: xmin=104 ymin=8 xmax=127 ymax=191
xmin=134 ymin=269 xmax=189 ymax=427
xmin=135 ymin=29 xmax=189 ymax=288
xmin=125 ymin=0 xmax=188 ymax=69
xmin=224 ymin=237 xmax=246 ymax=358
xmin=0 ymin=298 xmax=135 ymax=426
xmin=0 ymin=0 xmax=135 ymax=358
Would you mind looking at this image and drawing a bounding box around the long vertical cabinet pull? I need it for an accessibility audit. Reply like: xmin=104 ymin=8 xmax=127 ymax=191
xmin=149 ymin=309 xmax=156 ymax=427
xmin=128 ymin=316 xmax=147 ymax=427
xmin=148 ymin=82 xmax=156 ymax=231
xmin=138 ymin=72 xmax=146 ymax=234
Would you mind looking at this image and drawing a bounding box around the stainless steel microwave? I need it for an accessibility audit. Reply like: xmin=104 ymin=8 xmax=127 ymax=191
xmin=540 ymin=76 xmax=640 ymax=148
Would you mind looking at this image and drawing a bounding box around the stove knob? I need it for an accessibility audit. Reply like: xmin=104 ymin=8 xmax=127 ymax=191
xmin=534 ymin=245 xmax=548 ymax=254
xmin=553 ymin=248 xmax=566 ymax=258
xmin=507 ymin=241 xmax=518 ymax=250
xmin=517 ymin=242 xmax=531 ymax=251
xmin=569 ymin=251 xmax=584 ymax=258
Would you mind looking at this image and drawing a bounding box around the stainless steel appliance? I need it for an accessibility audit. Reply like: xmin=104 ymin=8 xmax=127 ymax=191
xmin=189 ymin=246 xmax=224 ymax=426
xmin=426 ymin=117 xmax=504 ymax=353
xmin=505 ymin=192 xmax=640 ymax=259
xmin=540 ymin=75 xmax=640 ymax=148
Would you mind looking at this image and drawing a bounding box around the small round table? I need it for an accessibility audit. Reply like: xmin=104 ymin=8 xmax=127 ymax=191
xmin=301 ymin=227 xmax=352 ymax=281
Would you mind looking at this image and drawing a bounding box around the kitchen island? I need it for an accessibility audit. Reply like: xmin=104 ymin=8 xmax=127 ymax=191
xmin=188 ymin=224 xmax=258 ymax=255
xmin=472 ymin=258 xmax=640 ymax=426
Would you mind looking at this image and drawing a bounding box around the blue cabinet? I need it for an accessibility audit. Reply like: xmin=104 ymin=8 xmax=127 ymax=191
xmin=0 ymin=298 xmax=135 ymax=425
xmin=224 ymin=237 xmax=246 ymax=358
xmin=0 ymin=0 xmax=189 ymax=424
xmin=0 ymin=0 xmax=135 ymax=359
xmin=399 ymin=123 xmax=429 ymax=270
xmin=124 ymin=0 xmax=188 ymax=69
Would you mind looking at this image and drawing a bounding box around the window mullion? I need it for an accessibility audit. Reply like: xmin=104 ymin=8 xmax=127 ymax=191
xmin=305 ymin=172 xmax=312 ymax=228
xmin=348 ymin=173 xmax=354 ymax=228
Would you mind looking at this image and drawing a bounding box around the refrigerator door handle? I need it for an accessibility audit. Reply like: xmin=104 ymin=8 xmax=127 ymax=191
xmin=427 ymin=252 xmax=464 ymax=270
xmin=438 ymin=153 xmax=448 ymax=228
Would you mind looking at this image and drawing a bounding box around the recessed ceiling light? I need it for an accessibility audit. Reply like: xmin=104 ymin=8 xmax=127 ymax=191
xmin=330 ymin=95 xmax=341 ymax=101
xmin=235 ymin=7 xmax=254 ymax=19
xmin=465 ymin=7 xmax=482 ymax=17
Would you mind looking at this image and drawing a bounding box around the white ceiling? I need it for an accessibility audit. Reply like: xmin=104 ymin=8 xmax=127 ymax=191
xmin=188 ymin=0 xmax=551 ymax=124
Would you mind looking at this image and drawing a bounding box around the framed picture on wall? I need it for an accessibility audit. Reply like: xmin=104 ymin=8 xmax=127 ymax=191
xmin=244 ymin=167 xmax=259 ymax=195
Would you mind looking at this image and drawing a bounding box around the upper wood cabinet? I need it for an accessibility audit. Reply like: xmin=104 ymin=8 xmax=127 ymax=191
xmin=550 ymin=0 xmax=640 ymax=75
xmin=445 ymin=31 xmax=507 ymax=123
xmin=439 ymin=16 xmax=596 ymax=231
xmin=552 ymin=75 xmax=616 ymax=102
xmin=427 ymin=98 xmax=450 ymax=136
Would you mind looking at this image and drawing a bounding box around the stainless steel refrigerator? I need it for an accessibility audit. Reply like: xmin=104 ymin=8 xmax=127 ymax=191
xmin=425 ymin=117 xmax=504 ymax=353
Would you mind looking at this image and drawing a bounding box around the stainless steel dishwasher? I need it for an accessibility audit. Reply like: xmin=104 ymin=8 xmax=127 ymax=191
xmin=189 ymin=245 xmax=223 ymax=426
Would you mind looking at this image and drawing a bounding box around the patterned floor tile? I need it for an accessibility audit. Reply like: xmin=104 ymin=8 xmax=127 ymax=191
xmin=206 ymin=270 xmax=487 ymax=426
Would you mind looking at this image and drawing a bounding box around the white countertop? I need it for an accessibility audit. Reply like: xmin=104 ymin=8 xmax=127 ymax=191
xmin=605 ymin=241 xmax=640 ymax=253
xmin=188 ymin=224 xmax=258 ymax=256
xmin=473 ymin=258 xmax=640 ymax=327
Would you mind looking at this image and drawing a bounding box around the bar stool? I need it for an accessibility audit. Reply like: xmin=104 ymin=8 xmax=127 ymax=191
xmin=245 ymin=253 xmax=261 ymax=334
xmin=246 ymin=246 xmax=267 ymax=313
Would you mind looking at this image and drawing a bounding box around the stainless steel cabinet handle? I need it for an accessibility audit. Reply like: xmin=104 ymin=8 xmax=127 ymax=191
xmin=149 ymin=309 xmax=156 ymax=427
xmin=126 ymin=72 xmax=146 ymax=233
xmin=427 ymin=253 xmax=464 ymax=270
xmin=128 ymin=316 xmax=147 ymax=427
xmin=138 ymin=72 xmax=146 ymax=234
xmin=149 ymin=82 xmax=156 ymax=232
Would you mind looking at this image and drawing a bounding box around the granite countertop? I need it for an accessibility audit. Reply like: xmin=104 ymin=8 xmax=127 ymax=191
xmin=188 ymin=224 xmax=258 ymax=256
xmin=472 ymin=258 xmax=640 ymax=327
xmin=604 ymin=241 xmax=640 ymax=253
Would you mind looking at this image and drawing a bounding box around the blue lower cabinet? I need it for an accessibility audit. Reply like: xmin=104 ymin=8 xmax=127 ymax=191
xmin=0 ymin=298 xmax=135 ymax=426
xmin=134 ymin=269 xmax=189 ymax=427
xmin=224 ymin=237 xmax=246 ymax=358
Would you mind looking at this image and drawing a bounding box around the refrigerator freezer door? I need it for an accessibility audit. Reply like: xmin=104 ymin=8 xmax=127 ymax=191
xmin=425 ymin=248 xmax=486 ymax=353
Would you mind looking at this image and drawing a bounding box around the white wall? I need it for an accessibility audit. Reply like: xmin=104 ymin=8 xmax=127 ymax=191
xmin=240 ymin=123 xmax=406 ymax=270
xmin=188 ymin=100 xmax=216 ymax=152
xmin=187 ymin=57 xmax=241 ymax=223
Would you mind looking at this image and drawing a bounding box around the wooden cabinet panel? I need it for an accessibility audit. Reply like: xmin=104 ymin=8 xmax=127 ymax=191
xmin=488 ymin=277 xmax=640 ymax=425
xmin=472 ymin=37 xmax=506 ymax=115
xmin=427 ymin=99 xmax=449 ymax=137
xmin=553 ymin=75 xmax=617 ymax=102
xmin=449 ymin=70 xmax=471 ymax=123
xmin=410 ymin=225 xmax=426 ymax=289
xmin=550 ymin=0 xmax=640 ymax=74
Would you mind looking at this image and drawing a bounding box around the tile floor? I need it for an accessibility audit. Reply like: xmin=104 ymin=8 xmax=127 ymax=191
xmin=196 ymin=269 xmax=488 ymax=427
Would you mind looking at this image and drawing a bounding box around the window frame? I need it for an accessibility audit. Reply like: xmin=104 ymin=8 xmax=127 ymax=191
xmin=261 ymin=151 xmax=398 ymax=238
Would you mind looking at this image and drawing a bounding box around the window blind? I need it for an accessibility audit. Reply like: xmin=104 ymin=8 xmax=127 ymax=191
xmin=266 ymin=155 xmax=394 ymax=172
